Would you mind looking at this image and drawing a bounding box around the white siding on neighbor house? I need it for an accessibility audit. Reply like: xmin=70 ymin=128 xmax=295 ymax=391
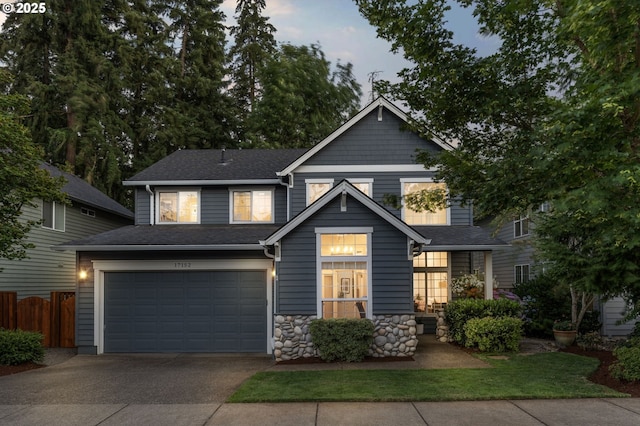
xmin=0 ymin=200 xmax=130 ymax=299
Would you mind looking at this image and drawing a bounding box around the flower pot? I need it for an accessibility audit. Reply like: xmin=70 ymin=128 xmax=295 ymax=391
xmin=553 ymin=330 xmax=577 ymax=348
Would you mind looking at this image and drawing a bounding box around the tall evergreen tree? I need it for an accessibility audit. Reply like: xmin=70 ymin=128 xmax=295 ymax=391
xmin=166 ymin=0 xmax=238 ymax=150
xmin=228 ymin=0 xmax=276 ymax=116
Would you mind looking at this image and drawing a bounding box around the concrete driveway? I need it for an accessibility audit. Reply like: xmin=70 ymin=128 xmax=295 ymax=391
xmin=0 ymin=353 xmax=274 ymax=405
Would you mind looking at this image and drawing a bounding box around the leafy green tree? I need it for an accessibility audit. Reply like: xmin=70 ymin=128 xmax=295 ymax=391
xmin=356 ymin=1 xmax=640 ymax=317
xmin=0 ymin=70 xmax=66 ymax=261
xmin=247 ymin=43 xmax=362 ymax=148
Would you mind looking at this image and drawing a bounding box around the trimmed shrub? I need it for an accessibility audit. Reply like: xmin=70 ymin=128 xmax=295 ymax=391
xmin=445 ymin=299 xmax=523 ymax=345
xmin=464 ymin=316 xmax=523 ymax=352
xmin=309 ymin=318 xmax=374 ymax=362
xmin=0 ymin=328 xmax=45 ymax=366
xmin=610 ymin=338 xmax=640 ymax=382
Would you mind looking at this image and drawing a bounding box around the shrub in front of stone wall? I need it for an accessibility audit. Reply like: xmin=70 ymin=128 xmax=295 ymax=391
xmin=309 ymin=318 xmax=374 ymax=362
xmin=463 ymin=316 xmax=523 ymax=352
xmin=445 ymin=299 xmax=522 ymax=345
xmin=0 ymin=328 xmax=45 ymax=365
xmin=610 ymin=337 xmax=640 ymax=382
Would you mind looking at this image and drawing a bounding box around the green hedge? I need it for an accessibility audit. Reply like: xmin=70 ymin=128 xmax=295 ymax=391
xmin=309 ymin=318 xmax=374 ymax=362
xmin=464 ymin=316 xmax=523 ymax=352
xmin=0 ymin=328 xmax=45 ymax=366
xmin=445 ymin=299 xmax=523 ymax=345
xmin=610 ymin=337 xmax=640 ymax=382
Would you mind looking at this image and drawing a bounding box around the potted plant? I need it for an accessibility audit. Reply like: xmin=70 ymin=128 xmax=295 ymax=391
xmin=552 ymin=320 xmax=577 ymax=347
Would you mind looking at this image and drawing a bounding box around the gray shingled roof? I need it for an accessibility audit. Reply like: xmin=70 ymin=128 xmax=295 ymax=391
xmin=414 ymin=226 xmax=507 ymax=249
xmin=42 ymin=163 xmax=133 ymax=219
xmin=56 ymin=224 xmax=280 ymax=249
xmin=126 ymin=149 xmax=308 ymax=183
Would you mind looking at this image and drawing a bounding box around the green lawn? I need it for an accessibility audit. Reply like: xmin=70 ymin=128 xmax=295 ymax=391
xmin=228 ymin=352 xmax=627 ymax=403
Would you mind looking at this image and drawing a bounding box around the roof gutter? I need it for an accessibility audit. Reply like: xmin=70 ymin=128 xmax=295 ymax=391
xmin=53 ymin=244 xmax=266 ymax=252
xmin=123 ymin=179 xmax=281 ymax=186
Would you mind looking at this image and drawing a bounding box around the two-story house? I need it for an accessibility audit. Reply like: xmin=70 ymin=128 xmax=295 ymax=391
xmin=488 ymin=211 xmax=637 ymax=337
xmin=0 ymin=163 xmax=133 ymax=299
xmin=59 ymin=98 xmax=505 ymax=358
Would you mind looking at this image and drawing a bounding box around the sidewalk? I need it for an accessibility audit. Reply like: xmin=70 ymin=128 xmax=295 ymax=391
xmin=1 ymin=336 xmax=640 ymax=425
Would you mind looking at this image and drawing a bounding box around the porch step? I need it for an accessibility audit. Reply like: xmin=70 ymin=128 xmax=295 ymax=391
xmin=417 ymin=316 xmax=437 ymax=334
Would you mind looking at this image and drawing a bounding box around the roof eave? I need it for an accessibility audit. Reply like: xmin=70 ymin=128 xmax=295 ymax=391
xmin=123 ymin=179 xmax=281 ymax=186
xmin=54 ymin=244 xmax=265 ymax=252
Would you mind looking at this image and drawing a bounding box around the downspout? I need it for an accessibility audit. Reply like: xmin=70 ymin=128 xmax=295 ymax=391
xmin=145 ymin=185 xmax=154 ymax=225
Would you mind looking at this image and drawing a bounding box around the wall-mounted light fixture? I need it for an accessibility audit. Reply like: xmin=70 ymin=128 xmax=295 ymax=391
xmin=78 ymin=269 xmax=88 ymax=281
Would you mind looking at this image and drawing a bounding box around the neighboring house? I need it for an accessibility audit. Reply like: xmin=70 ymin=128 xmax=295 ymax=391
xmin=58 ymin=98 xmax=506 ymax=357
xmin=486 ymin=211 xmax=637 ymax=337
xmin=0 ymin=163 xmax=133 ymax=299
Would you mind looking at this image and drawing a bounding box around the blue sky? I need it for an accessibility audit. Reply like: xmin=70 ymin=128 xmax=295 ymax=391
xmin=221 ymin=0 xmax=499 ymax=106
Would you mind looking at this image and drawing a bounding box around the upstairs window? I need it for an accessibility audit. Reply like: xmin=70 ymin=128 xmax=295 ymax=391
xmin=514 ymin=215 xmax=529 ymax=237
xmin=158 ymin=191 xmax=199 ymax=223
xmin=402 ymin=181 xmax=448 ymax=225
xmin=231 ymin=189 xmax=273 ymax=223
xmin=306 ymin=180 xmax=334 ymax=205
xmin=42 ymin=201 xmax=65 ymax=231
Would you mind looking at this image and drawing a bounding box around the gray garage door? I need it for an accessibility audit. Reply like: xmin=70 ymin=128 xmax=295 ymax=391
xmin=104 ymin=270 xmax=266 ymax=353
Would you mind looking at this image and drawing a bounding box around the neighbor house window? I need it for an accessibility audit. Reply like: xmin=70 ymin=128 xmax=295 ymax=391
xmin=402 ymin=181 xmax=448 ymax=225
xmin=514 ymin=215 xmax=529 ymax=237
xmin=231 ymin=189 xmax=273 ymax=223
xmin=515 ymin=264 xmax=530 ymax=284
xmin=42 ymin=201 xmax=65 ymax=231
xmin=306 ymin=179 xmax=334 ymax=205
xmin=317 ymin=231 xmax=371 ymax=319
xmin=413 ymin=252 xmax=449 ymax=314
xmin=158 ymin=191 xmax=199 ymax=223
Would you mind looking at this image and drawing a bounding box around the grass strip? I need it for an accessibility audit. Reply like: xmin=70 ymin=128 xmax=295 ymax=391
xmin=228 ymin=352 xmax=627 ymax=402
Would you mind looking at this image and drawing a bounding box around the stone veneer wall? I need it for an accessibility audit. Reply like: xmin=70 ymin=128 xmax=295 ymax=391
xmin=435 ymin=309 xmax=452 ymax=342
xmin=273 ymin=314 xmax=418 ymax=362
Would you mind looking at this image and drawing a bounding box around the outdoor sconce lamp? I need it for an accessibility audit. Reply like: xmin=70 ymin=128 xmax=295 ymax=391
xmin=78 ymin=269 xmax=88 ymax=281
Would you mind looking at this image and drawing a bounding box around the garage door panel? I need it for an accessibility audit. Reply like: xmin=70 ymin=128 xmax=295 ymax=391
xmin=104 ymin=270 xmax=266 ymax=353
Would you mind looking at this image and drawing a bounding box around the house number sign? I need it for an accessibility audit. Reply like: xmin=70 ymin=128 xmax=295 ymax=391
xmin=174 ymin=262 xmax=192 ymax=268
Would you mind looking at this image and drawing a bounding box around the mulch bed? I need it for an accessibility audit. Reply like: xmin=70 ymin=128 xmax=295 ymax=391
xmin=277 ymin=355 xmax=415 ymax=365
xmin=560 ymin=345 xmax=640 ymax=397
xmin=0 ymin=362 xmax=44 ymax=377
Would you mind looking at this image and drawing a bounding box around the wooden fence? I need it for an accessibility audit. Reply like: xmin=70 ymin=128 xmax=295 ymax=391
xmin=0 ymin=291 xmax=75 ymax=348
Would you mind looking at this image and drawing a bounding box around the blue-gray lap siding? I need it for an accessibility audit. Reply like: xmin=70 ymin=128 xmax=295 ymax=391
xmin=275 ymin=194 xmax=413 ymax=315
xmin=135 ymin=185 xmax=288 ymax=225
xmin=304 ymin=108 xmax=442 ymax=166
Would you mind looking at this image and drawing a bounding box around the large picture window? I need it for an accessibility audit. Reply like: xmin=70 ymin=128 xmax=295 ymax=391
xmin=402 ymin=181 xmax=448 ymax=225
xmin=231 ymin=189 xmax=273 ymax=223
xmin=413 ymin=252 xmax=449 ymax=314
xmin=317 ymin=231 xmax=371 ymax=319
xmin=42 ymin=200 xmax=65 ymax=231
xmin=158 ymin=191 xmax=199 ymax=223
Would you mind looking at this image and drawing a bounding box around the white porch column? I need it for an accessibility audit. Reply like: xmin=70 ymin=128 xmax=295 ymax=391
xmin=484 ymin=251 xmax=493 ymax=299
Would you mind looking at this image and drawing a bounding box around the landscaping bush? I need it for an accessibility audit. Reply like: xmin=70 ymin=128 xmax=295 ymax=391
xmin=309 ymin=318 xmax=374 ymax=362
xmin=445 ymin=299 xmax=522 ymax=345
xmin=464 ymin=316 xmax=523 ymax=352
xmin=0 ymin=328 xmax=45 ymax=366
xmin=610 ymin=337 xmax=640 ymax=382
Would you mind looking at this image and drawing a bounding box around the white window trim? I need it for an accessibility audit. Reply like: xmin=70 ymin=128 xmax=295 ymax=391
xmin=42 ymin=200 xmax=65 ymax=232
xmin=305 ymin=179 xmax=335 ymax=206
xmin=155 ymin=188 xmax=201 ymax=224
xmin=514 ymin=264 xmax=530 ymax=284
xmin=91 ymin=259 xmax=274 ymax=355
xmin=399 ymin=178 xmax=450 ymax=225
xmin=229 ymin=187 xmax=275 ymax=224
xmin=315 ymin=227 xmax=373 ymax=319
xmin=514 ymin=215 xmax=529 ymax=238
